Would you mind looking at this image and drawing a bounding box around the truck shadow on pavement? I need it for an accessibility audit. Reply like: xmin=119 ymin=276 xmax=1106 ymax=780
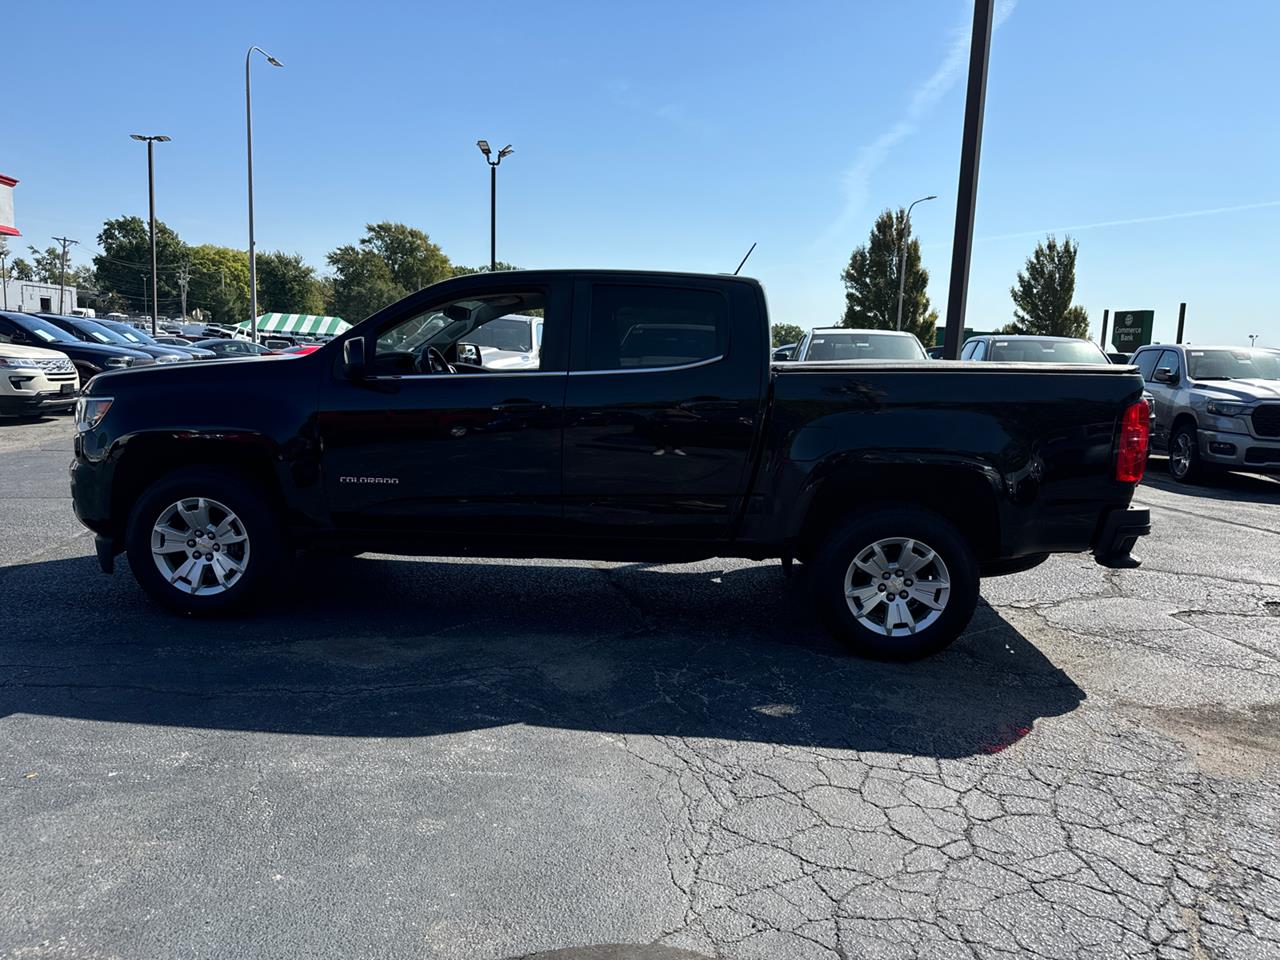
xmin=0 ymin=552 xmax=1084 ymax=759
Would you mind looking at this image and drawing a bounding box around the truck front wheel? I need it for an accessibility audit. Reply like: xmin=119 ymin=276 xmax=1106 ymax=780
xmin=125 ymin=466 xmax=284 ymax=616
xmin=812 ymin=507 xmax=979 ymax=660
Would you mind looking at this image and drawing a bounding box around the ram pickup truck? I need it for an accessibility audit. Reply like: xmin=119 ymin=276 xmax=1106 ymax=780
xmin=70 ymin=271 xmax=1152 ymax=659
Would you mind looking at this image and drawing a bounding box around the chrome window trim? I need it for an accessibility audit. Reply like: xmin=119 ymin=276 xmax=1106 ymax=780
xmin=567 ymin=354 xmax=726 ymax=377
xmin=366 ymin=369 xmax=566 ymax=381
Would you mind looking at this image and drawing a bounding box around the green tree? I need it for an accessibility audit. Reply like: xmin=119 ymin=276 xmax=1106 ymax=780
xmin=27 ymin=245 xmax=68 ymax=284
xmin=94 ymin=216 xmax=190 ymax=314
xmin=450 ymin=261 xmax=519 ymax=277
xmin=1008 ymin=235 xmax=1088 ymax=337
xmin=187 ymin=245 xmax=250 ymax=325
xmin=839 ymin=208 xmax=935 ymax=346
xmin=8 ymin=257 xmax=34 ymax=280
xmin=771 ymin=323 xmax=804 ymax=347
xmin=256 ymin=251 xmax=323 ymax=314
xmin=361 ymin=222 xmax=452 ymax=291
xmin=326 ymin=223 xmax=453 ymax=321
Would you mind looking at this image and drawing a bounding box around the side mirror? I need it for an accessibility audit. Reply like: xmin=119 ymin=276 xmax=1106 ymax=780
xmin=1153 ymin=366 xmax=1177 ymax=384
xmin=456 ymin=342 xmax=481 ymax=366
xmin=343 ymin=337 xmax=367 ymax=378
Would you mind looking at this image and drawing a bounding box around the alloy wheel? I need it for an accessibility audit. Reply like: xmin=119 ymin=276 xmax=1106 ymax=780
xmin=843 ymin=536 xmax=951 ymax=637
xmin=150 ymin=497 xmax=251 ymax=595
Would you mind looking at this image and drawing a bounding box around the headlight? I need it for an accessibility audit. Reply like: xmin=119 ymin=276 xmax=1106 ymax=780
xmin=0 ymin=357 xmax=38 ymax=370
xmin=74 ymin=396 xmax=114 ymax=432
xmin=156 ymin=354 xmax=182 ymax=363
xmin=104 ymin=356 xmax=132 ymax=368
xmin=1206 ymin=400 xmax=1249 ymax=417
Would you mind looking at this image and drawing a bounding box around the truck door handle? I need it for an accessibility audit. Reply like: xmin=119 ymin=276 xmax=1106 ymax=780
xmin=678 ymin=397 xmax=736 ymax=413
xmin=491 ymin=399 xmax=551 ymax=413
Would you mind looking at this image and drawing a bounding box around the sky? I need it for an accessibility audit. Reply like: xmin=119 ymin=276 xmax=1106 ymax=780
xmin=5 ymin=0 xmax=1279 ymax=347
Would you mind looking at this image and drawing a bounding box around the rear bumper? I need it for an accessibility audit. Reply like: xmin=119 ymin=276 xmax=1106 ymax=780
xmin=1092 ymin=507 xmax=1151 ymax=568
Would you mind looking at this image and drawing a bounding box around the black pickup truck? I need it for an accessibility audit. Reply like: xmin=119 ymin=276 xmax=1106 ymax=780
xmin=70 ymin=271 xmax=1151 ymax=658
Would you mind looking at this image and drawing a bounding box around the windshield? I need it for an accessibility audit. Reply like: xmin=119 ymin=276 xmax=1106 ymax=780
xmin=1187 ymin=347 xmax=1280 ymax=380
xmin=71 ymin=320 xmax=131 ymax=345
xmin=989 ymin=339 xmax=1108 ymax=363
xmin=467 ymin=316 xmax=533 ymax=353
xmin=803 ymin=332 xmax=926 ymax=361
xmin=15 ymin=314 xmax=79 ymax=344
xmin=105 ymin=322 xmax=151 ymax=344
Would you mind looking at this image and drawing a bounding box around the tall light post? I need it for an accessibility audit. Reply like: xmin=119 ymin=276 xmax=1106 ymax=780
xmin=130 ymin=134 xmax=170 ymax=335
xmin=246 ymin=45 xmax=283 ymax=343
xmin=896 ymin=195 xmax=936 ymax=331
xmin=1249 ymin=334 xmax=1258 ymax=347
xmin=476 ymin=140 xmax=513 ymax=270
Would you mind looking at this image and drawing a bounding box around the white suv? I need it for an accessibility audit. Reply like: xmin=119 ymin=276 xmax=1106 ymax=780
xmin=0 ymin=341 xmax=80 ymax=417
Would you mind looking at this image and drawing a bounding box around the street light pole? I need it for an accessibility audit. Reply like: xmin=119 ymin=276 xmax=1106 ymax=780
xmin=895 ymin=195 xmax=936 ymax=331
xmin=246 ymin=45 xmax=283 ymax=343
xmin=0 ymin=249 xmax=9 ymax=311
xmin=476 ymin=140 xmax=514 ymax=271
xmin=130 ymin=134 xmax=170 ymax=335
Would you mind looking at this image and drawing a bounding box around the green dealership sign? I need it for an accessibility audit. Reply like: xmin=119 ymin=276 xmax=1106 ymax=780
xmin=1112 ymin=310 xmax=1154 ymax=352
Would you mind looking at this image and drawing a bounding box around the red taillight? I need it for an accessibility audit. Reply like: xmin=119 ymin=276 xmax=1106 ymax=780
xmin=1115 ymin=399 xmax=1150 ymax=483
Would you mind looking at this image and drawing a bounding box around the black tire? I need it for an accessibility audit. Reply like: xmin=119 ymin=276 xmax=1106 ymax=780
xmin=125 ymin=465 xmax=285 ymax=616
xmin=1168 ymin=422 xmax=1207 ymax=484
xmin=811 ymin=507 xmax=979 ymax=660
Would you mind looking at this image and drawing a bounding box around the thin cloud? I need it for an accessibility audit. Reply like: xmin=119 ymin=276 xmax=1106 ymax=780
xmin=975 ymin=199 xmax=1280 ymax=242
xmin=820 ymin=0 xmax=1017 ymax=247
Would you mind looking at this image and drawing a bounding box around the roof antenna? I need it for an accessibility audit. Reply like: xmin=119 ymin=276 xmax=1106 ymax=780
xmin=733 ymin=242 xmax=757 ymax=276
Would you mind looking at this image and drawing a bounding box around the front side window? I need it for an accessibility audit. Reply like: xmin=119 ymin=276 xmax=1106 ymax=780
xmin=1156 ymin=349 xmax=1182 ymax=379
xmin=374 ymin=291 xmax=546 ymax=375
xmin=585 ymin=285 xmax=727 ymax=371
xmin=959 ymin=340 xmax=977 ymax=360
xmin=970 ymin=340 xmax=988 ymax=361
xmin=1134 ymin=350 xmax=1160 ymax=382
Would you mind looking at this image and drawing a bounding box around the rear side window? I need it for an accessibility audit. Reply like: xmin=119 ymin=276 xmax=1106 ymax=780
xmin=1134 ymin=350 xmax=1160 ymax=381
xmin=970 ymin=340 xmax=987 ymax=361
xmin=586 ymin=285 xmax=727 ymax=371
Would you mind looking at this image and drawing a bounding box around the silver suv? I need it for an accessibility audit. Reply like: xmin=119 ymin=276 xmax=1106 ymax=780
xmin=1131 ymin=343 xmax=1280 ymax=482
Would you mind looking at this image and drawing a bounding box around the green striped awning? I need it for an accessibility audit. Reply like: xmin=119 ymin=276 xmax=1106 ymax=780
xmin=238 ymin=313 xmax=350 ymax=336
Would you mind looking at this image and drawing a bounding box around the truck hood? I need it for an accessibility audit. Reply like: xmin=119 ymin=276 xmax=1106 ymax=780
xmin=83 ymin=352 xmax=300 ymax=396
xmin=1194 ymin=378 xmax=1280 ymax=401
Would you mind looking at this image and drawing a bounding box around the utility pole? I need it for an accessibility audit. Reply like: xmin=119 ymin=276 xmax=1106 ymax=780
xmin=52 ymin=236 xmax=79 ymax=314
xmin=941 ymin=0 xmax=995 ymax=359
xmin=177 ymin=264 xmax=190 ymax=321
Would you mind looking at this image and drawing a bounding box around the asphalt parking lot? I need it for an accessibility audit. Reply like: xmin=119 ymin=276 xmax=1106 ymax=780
xmin=2 ymin=415 xmax=1278 ymax=960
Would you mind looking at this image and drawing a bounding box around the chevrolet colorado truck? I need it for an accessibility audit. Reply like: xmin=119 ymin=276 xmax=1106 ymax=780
xmin=70 ymin=271 xmax=1152 ymax=659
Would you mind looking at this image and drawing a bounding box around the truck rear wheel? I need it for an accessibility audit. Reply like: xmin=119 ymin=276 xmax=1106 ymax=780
xmin=812 ymin=507 xmax=979 ymax=660
xmin=125 ymin=466 xmax=283 ymax=616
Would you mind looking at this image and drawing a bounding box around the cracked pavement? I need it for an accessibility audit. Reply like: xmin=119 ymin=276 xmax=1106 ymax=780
xmin=2 ymin=416 xmax=1279 ymax=959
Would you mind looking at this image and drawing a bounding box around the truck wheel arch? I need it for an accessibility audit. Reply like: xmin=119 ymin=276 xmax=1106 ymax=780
xmin=794 ymin=464 xmax=1001 ymax=565
xmin=109 ymin=433 xmax=285 ymax=538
